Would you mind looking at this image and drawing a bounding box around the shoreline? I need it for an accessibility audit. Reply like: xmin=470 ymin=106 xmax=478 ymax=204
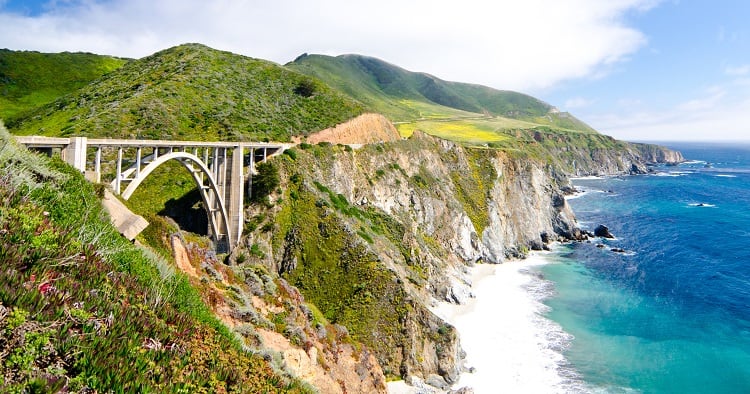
xmin=427 ymin=251 xmax=581 ymax=393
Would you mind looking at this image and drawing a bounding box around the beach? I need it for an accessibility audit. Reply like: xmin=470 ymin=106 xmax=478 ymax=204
xmin=430 ymin=253 xmax=579 ymax=393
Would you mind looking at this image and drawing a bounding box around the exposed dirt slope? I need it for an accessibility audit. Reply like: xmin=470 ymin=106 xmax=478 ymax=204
xmin=295 ymin=113 xmax=401 ymax=145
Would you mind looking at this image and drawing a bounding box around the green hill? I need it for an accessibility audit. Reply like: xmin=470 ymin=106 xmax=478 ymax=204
xmin=287 ymin=53 xmax=595 ymax=132
xmin=7 ymin=44 xmax=365 ymax=142
xmin=0 ymin=49 xmax=127 ymax=121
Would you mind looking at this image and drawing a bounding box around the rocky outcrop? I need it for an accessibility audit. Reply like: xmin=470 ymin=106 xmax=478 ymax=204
xmin=631 ymin=142 xmax=685 ymax=165
xmin=594 ymin=224 xmax=615 ymax=239
xmin=505 ymin=129 xmax=683 ymax=176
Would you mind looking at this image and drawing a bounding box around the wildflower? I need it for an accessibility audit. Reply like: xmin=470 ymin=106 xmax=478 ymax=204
xmin=38 ymin=281 xmax=54 ymax=296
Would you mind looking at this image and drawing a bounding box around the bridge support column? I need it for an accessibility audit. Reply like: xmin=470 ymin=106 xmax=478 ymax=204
xmin=227 ymin=146 xmax=245 ymax=247
xmin=94 ymin=147 xmax=102 ymax=183
xmin=62 ymin=137 xmax=87 ymax=173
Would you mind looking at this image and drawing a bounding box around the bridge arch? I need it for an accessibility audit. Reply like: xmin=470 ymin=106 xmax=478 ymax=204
xmin=120 ymin=151 xmax=232 ymax=245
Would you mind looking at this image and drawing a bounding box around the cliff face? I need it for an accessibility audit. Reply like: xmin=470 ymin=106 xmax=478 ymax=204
xmin=504 ymin=128 xmax=683 ymax=176
xmin=231 ymin=127 xmax=682 ymax=391
xmin=631 ymin=142 xmax=685 ymax=164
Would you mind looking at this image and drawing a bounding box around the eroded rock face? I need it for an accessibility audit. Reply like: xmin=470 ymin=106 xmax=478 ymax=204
xmin=245 ymin=131 xmax=589 ymax=384
xmin=235 ymin=127 xmax=678 ymax=389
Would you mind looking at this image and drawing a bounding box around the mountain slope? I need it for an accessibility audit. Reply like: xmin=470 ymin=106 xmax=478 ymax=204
xmin=8 ymin=44 xmax=365 ymax=142
xmin=287 ymin=53 xmax=595 ymax=133
xmin=0 ymin=49 xmax=127 ymax=121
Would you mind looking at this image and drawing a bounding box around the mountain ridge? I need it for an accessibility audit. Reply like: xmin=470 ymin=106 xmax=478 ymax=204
xmin=287 ymin=52 xmax=596 ymax=133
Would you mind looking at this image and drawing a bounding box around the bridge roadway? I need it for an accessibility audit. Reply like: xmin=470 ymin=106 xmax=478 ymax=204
xmin=16 ymin=136 xmax=291 ymax=252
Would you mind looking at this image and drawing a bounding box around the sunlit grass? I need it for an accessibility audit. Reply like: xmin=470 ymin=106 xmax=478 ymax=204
xmin=398 ymin=115 xmax=597 ymax=145
xmin=395 ymin=99 xmax=477 ymax=121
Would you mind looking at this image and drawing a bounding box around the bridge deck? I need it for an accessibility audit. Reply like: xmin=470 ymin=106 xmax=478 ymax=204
xmin=15 ymin=136 xmax=289 ymax=150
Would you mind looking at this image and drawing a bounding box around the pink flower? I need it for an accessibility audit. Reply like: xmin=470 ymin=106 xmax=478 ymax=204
xmin=38 ymin=282 xmax=53 ymax=295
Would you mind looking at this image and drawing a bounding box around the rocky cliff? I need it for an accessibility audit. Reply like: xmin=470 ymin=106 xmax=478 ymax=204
xmin=223 ymin=124 xmax=683 ymax=392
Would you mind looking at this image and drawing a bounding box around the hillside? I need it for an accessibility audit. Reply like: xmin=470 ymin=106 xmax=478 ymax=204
xmin=0 ymin=122 xmax=312 ymax=393
xmin=0 ymin=49 xmax=127 ymax=120
xmin=287 ymin=53 xmax=596 ymax=134
xmin=7 ymin=44 xmax=365 ymax=142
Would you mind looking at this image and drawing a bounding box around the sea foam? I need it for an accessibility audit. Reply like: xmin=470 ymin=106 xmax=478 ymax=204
xmin=430 ymin=253 xmax=588 ymax=393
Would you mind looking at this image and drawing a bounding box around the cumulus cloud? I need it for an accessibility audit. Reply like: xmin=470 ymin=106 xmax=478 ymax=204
xmin=0 ymin=0 xmax=656 ymax=92
xmin=588 ymin=87 xmax=750 ymax=141
xmin=564 ymin=97 xmax=595 ymax=110
xmin=725 ymin=64 xmax=750 ymax=76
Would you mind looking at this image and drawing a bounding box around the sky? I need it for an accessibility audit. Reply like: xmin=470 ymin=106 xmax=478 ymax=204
xmin=1 ymin=0 xmax=749 ymax=142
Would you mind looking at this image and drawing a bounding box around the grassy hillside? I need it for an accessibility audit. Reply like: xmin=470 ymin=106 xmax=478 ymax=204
xmin=0 ymin=123 xmax=309 ymax=393
xmin=287 ymin=53 xmax=596 ymax=134
xmin=0 ymin=49 xmax=127 ymax=121
xmin=8 ymin=44 xmax=365 ymax=142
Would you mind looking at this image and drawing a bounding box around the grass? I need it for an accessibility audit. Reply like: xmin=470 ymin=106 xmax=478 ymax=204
xmin=0 ymin=49 xmax=127 ymax=121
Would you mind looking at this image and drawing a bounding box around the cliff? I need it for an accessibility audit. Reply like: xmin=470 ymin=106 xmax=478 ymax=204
xmin=224 ymin=125 xmax=683 ymax=391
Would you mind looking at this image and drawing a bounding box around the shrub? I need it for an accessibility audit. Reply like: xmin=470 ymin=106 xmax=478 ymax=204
xmin=251 ymin=162 xmax=280 ymax=203
xmin=283 ymin=149 xmax=298 ymax=161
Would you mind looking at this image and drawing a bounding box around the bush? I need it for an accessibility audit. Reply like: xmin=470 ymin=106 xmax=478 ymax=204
xmin=251 ymin=162 xmax=280 ymax=203
xmin=293 ymin=79 xmax=316 ymax=98
xmin=283 ymin=148 xmax=298 ymax=161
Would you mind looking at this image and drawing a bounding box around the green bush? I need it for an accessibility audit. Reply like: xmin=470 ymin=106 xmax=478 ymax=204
xmin=251 ymin=162 xmax=280 ymax=203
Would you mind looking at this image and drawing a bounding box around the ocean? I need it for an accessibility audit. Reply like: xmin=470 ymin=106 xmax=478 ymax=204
xmin=541 ymin=142 xmax=750 ymax=393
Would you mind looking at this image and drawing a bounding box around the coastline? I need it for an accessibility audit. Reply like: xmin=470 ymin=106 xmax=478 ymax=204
xmin=428 ymin=252 xmax=582 ymax=393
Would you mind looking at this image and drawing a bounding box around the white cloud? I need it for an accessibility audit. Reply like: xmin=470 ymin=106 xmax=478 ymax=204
xmin=564 ymin=97 xmax=595 ymax=110
xmin=725 ymin=64 xmax=750 ymax=76
xmin=676 ymin=88 xmax=725 ymax=111
xmin=0 ymin=0 xmax=656 ymax=92
xmin=588 ymin=89 xmax=750 ymax=141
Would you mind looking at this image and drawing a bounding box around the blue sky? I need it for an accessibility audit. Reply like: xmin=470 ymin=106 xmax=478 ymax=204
xmin=1 ymin=0 xmax=749 ymax=141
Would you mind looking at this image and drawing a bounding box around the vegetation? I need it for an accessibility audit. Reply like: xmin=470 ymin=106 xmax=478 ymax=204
xmin=288 ymin=53 xmax=596 ymax=131
xmin=449 ymin=149 xmax=498 ymax=233
xmin=273 ymin=173 xmax=413 ymax=377
xmin=0 ymin=123 xmax=309 ymax=392
xmin=0 ymin=49 xmax=127 ymax=121
xmin=251 ymin=162 xmax=281 ymax=203
xmin=7 ymin=44 xmax=365 ymax=142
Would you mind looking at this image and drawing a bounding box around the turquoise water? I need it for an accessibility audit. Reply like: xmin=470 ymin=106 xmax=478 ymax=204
xmin=540 ymin=143 xmax=750 ymax=393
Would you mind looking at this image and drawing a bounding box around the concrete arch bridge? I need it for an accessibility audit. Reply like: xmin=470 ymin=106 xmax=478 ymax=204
xmin=16 ymin=136 xmax=289 ymax=252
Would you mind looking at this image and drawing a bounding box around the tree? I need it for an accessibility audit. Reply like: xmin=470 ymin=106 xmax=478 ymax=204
xmin=251 ymin=161 xmax=279 ymax=202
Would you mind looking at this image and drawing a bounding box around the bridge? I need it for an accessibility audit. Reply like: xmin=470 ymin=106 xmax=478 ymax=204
xmin=16 ymin=136 xmax=290 ymax=252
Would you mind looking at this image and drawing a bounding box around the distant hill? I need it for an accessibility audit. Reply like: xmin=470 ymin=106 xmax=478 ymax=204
xmin=287 ymin=53 xmax=595 ymax=132
xmin=0 ymin=49 xmax=127 ymax=120
xmin=8 ymin=44 xmax=365 ymax=142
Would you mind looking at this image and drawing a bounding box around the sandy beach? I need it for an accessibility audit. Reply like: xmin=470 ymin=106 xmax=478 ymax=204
xmin=387 ymin=252 xmax=580 ymax=394
xmin=432 ymin=253 xmax=574 ymax=393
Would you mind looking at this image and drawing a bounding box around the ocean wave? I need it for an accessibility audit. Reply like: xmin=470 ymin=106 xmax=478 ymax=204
xmin=565 ymin=188 xmax=607 ymax=200
xmin=436 ymin=257 xmax=591 ymax=393
xmin=716 ymin=174 xmax=737 ymax=178
xmin=570 ymin=176 xmax=606 ymax=180
xmin=688 ymin=203 xmax=716 ymax=208
xmin=651 ymin=171 xmax=691 ymax=177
